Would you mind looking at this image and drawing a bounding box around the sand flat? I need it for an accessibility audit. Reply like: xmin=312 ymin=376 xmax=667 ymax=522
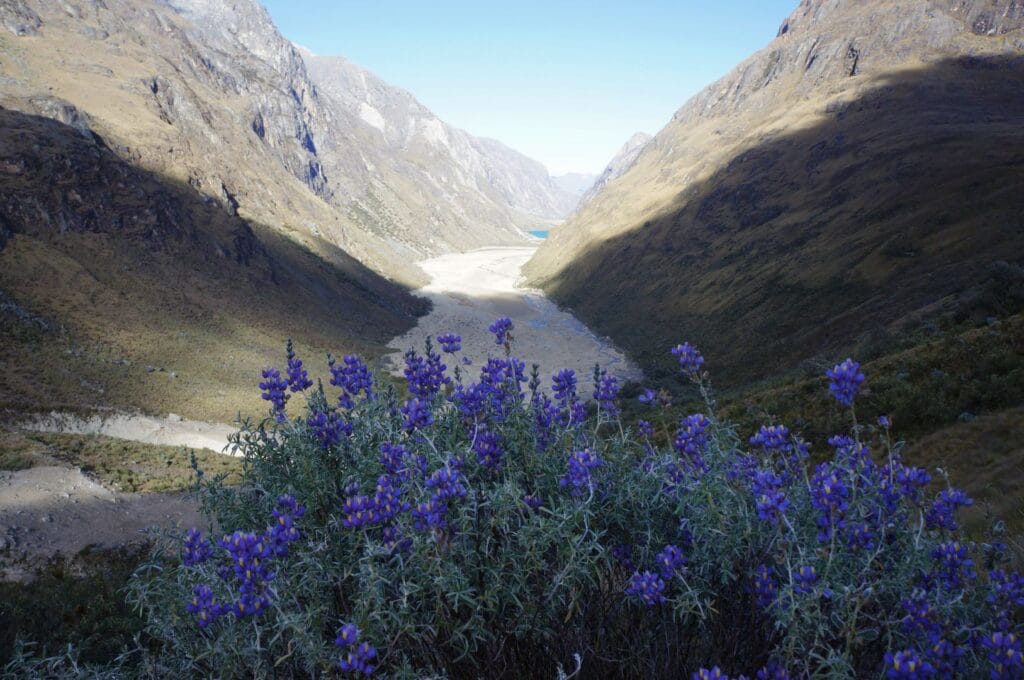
xmin=385 ymin=247 xmax=642 ymax=386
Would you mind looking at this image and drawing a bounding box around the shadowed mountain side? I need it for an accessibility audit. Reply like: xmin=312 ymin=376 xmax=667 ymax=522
xmin=0 ymin=108 xmax=427 ymax=421
xmin=529 ymin=57 xmax=1024 ymax=388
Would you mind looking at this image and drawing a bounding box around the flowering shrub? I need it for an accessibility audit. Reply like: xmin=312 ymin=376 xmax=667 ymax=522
xmin=127 ymin=324 xmax=1022 ymax=678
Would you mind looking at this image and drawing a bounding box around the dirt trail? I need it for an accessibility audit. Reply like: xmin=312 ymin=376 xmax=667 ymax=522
xmin=0 ymin=413 xmax=234 ymax=580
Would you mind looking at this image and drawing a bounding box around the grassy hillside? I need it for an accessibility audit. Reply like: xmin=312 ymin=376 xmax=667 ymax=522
xmin=529 ymin=56 xmax=1024 ymax=389
xmin=0 ymin=108 xmax=426 ymax=423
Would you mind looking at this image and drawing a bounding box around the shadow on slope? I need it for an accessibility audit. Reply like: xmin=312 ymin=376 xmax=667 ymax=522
xmin=0 ymin=107 xmax=427 ymax=422
xmin=539 ymin=55 xmax=1024 ymax=389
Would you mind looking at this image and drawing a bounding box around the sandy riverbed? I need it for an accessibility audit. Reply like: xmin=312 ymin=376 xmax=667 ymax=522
xmin=385 ymin=247 xmax=642 ymax=386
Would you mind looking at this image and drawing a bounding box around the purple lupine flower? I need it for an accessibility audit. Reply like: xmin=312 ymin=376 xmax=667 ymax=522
xmin=674 ymin=413 xmax=711 ymax=457
xmin=560 ymin=448 xmax=603 ymax=497
xmin=900 ymin=591 xmax=942 ymax=638
xmin=437 ymin=333 xmax=461 ymax=353
xmin=756 ymin=661 xmax=791 ymax=679
xmin=752 ymin=564 xmax=777 ymax=609
xmin=400 ymin=397 xmax=434 ymax=431
xmin=426 ymin=465 xmax=468 ymax=502
xmin=186 ymin=584 xmax=223 ymax=628
xmin=626 ymin=570 xmax=667 ymax=605
xmin=638 ymin=388 xmax=656 ymax=405
xmin=749 ymin=424 xmax=792 ymax=455
xmin=472 ymin=427 xmax=504 ymax=470
xmin=411 ymin=498 xmax=450 ymax=532
xmin=403 ymin=347 xmax=448 ymax=398
xmin=844 ymin=521 xmax=876 ymax=552
xmin=329 ymin=354 xmax=375 ymax=404
xmin=637 ymin=419 xmax=654 ymax=437
xmin=379 ymin=442 xmax=427 ymax=481
xmin=265 ymin=494 xmax=305 ymax=556
xmin=341 ymin=494 xmax=375 ymax=528
xmin=981 ymin=631 xmax=1023 ymax=679
xmin=989 ymin=570 xmax=1024 ymax=608
xmin=285 ymin=339 xmax=313 ymax=392
xmin=656 ymin=544 xmax=687 ymax=579
xmin=751 ymin=469 xmax=790 ymax=523
xmin=826 ymin=358 xmax=865 ymax=407
xmin=931 ymin=541 xmax=976 ymax=590
xmin=883 ymin=649 xmax=936 ymax=679
xmin=335 ymin=623 xmax=376 ymax=676
xmin=259 ymin=367 xmax=289 ymax=417
xmin=895 ymin=465 xmax=932 ymax=503
xmin=925 ymin=488 xmax=974 ymax=531
xmin=593 ymin=372 xmax=620 ymax=417
xmin=879 ymin=415 xmax=892 ymax=428
xmin=552 ymin=369 xmax=577 ymax=406
xmin=218 ymin=530 xmax=274 ymax=617
xmin=692 ymin=667 xmax=731 ymax=680
xmin=793 ymin=565 xmax=818 ymax=594
xmin=926 ymin=638 xmax=965 ymax=678
xmin=611 ymin=544 xmax=635 ymax=571
xmin=182 ymin=527 xmax=213 ymax=566
xmin=371 ymin=475 xmax=409 ymax=523
xmin=451 ymin=382 xmax=491 ymax=421
xmin=489 ymin=316 xmax=514 ymax=346
xmin=339 ymin=641 xmax=377 ymax=675
xmin=671 ymin=342 xmax=705 ymax=377
xmin=380 ymin=525 xmax=412 ymax=555
xmin=307 ymin=409 xmax=351 ymax=449
xmin=809 ymin=463 xmax=849 ymax=542
xmin=523 ymin=494 xmax=543 ymax=510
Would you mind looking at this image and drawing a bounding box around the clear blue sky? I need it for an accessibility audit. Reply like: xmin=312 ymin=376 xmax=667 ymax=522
xmin=262 ymin=1 xmax=798 ymax=175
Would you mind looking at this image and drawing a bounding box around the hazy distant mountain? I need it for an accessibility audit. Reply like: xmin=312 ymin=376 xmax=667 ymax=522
xmin=526 ymin=0 xmax=1024 ymax=386
xmin=577 ymin=133 xmax=651 ymax=208
xmin=553 ymin=172 xmax=599 ymax=198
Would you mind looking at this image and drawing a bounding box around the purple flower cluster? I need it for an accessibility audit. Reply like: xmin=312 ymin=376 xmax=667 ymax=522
xmin=472 ymin=427 xmax=504 ymax=470
xmin=285 ymin=339 xmax=313 ymax=393
xmin=931 ymin=541 xmax=976 ymax=590
xmin=218 ymin=530 xmax=274 ymax=618
xmin=307 ymin=409 xmax=351 ymax=449
xmin=751 ymin=564 xmax=777 ymax=609
xmin=186 ymin=584 xmax=223 ymax=628
xmin=182 ymin=527 xmax=213 ymax=566
xmin=809 ymin=462 xmax=850 ymax=542
xmin=883 ymin=649 xmax=934 ymax=679
xmin=436 ymin=333 xmax=461 ymax=353
xmin=751 ymin=469 xmax=790 ymax=523
xmin=793 ymin=565 xmax=818 ymax=594
xmin=826 ymin=358 xmax=865 ymax=407
xmin=342 ymin=476 xmax=409 ymax=528
xmin=259 ymin=367 xmax=290 ymax=418
xmin=626 ymin=570 xmax=667 ymax=605
xmin=560 ymin=448 xmax=603 ymax=498
xmin=335 ymin=622 xmax=377 ymax=676
xmin=593 ymin=371 xmax=620 ymax=417
xmin=981 ymin=631 xmax=1023 ymax=679
xmin=692 ymin=666 xmax=730 ymax=680
xmin=674 ymin=413 xmax=710 ymax=457
xmin=489 ymin=316 xmax=514 ymax=346
xmin=656 ymin=544 xmax=687 ymax=579
xmin=329 ymin=354 xmax=375 ymax=407
xmin=638 ymin=388 xmax=656 ymax=405
xmin=401 ymin=397 xmax=434 ymax=431
xmin=403 ymin=347 xmax=449 ymax=398
xmin=266 ymin=494 xmax=305 ymax=556
xmin=749 ymin=424 xmax=792 ymax=457
xmin=522 ymin=494 xmax=543 ymax=510
xmin=671 ymin=342 xmax=705 ymax=377
xmin=379 ymin=442 xmax=426 ymax=481
xmin=925 ymin=488 xmax=973 ymax=532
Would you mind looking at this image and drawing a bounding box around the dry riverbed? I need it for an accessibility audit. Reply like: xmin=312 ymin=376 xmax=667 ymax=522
xmin=384 ymin=247 xmax=642 ymax=385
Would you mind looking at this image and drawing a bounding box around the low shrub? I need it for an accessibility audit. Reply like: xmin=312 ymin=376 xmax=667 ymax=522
xmin=40 ymin=320 xmax=1023 ymax=678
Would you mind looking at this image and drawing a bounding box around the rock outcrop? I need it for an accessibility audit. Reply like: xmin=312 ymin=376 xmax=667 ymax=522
xmin=577 ymin=132 xmax=652 ymax=209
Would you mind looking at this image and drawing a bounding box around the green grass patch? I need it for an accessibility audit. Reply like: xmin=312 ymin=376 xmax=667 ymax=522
xmin=23 ymin=432 xmax=242 ymax=493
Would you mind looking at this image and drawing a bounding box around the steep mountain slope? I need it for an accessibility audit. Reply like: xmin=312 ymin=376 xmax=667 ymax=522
xmin=0 ymin=105 xmax=425 ymax=422
xmin=577 ymin=132 xmax=651 ymax=209
xmin=526 ymin=0 xmax=1024 ymax=387
xmin=0 ymin=0 xmax=575 ymax=420
xmin=297 ymin=50 xmax=577 ymax=249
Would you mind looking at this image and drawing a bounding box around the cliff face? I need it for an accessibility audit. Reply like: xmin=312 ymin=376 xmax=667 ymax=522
xmin=526 ymin=0 xmax=1024 ymax=385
